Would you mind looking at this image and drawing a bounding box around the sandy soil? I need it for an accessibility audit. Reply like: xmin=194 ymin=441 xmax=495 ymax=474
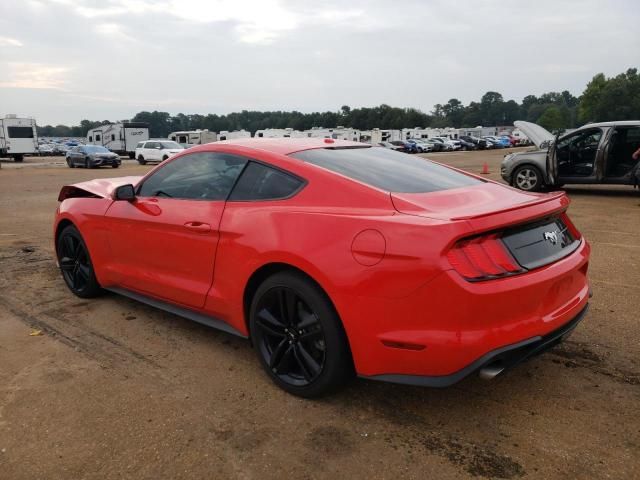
xmin=0 ymin=148 xmax=638 ymax=479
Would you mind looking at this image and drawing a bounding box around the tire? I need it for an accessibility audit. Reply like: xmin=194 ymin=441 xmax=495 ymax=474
xmin=512 ymin=165 xmax=544 ymax=192
xmin=14 ymin=155 xmax=23 ymax=162
xmin=249 ymin=271 xmax=353 ymax=397
xmin=111 ymin=163 xmax=119 ymax=168
xmin=128 ymin=152 xmax=135 ymax=159
xmin=67 ymin=158 xmax=74 ymax=168
xmin=85 ymin=157 xmax=94 ymax=169
xmin=137 ymin=155 xmax=146 ymax=165
xmin=56 ymin=225 xmax=102 ymax=298
xmin=162 ymin=155 xmax=169 ymax=161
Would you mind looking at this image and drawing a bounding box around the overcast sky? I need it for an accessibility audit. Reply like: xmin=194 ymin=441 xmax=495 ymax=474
xmin=0 ymin=0 xmax=638 ymax=125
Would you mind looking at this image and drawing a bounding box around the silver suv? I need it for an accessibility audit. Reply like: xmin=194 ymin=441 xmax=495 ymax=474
xmin=501 ymin=120 xmax=640 ymax=191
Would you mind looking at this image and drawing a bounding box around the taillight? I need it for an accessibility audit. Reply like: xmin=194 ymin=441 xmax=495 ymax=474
xmin=560 ymin=212 xmax=581 ymax=240
xmin=447 ymin=233 xmax=524 ymax=281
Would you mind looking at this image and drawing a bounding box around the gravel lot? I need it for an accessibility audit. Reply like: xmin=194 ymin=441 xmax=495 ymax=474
xmin=0 ymin=148 xmax=638 ymax=479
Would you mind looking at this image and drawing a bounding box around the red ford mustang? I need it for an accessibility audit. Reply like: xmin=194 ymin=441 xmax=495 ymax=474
xmin=54 ymin=138 xmax=591 ymax=397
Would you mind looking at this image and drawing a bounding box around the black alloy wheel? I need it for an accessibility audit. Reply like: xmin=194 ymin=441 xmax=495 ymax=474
xmin=57 ymin=225 xmax=101 ymax=298
xmin=250 ymin=271 xmax=353 ymax=397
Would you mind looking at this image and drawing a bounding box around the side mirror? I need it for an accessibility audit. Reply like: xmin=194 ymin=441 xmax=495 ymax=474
xmin=114 ymin=184 xmax=135 ymax=201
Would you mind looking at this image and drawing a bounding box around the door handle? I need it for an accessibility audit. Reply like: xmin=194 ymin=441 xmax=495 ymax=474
xmin=184 ymin=221 xmax=211 ymax=233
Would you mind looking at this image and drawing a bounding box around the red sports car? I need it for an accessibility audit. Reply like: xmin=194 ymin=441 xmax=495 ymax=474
xmin=54 ymin=138 xmax=591 ymax=397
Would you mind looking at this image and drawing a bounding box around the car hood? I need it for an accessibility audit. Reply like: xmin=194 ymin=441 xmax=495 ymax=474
xmin=513 ymin=120 xmax=554 ymax=149
xmin=62 ymin=176 xmax=143 ymax=199
xmin=390 ymin=182 xmax=565 ymax=221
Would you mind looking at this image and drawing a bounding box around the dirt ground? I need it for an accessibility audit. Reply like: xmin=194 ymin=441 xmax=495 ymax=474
xmin=0 ymin=148 xmax=638 ymax=480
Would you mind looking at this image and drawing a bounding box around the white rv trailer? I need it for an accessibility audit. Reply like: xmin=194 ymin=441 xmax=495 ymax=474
xmin=369 ymin=128 xmax=402 ymax=144
xmin=218 ymin=130 xmax=251 ymax=141
xmin=0 ymin=115 xmax=38 ymax=161
xmin=254 ymin=128 xmax=305 ymax=138
xmin=304 ymin=127 xmax=361 ymax=142
xmin=169 ymin=129 xmax=217 ymax=146
xmin=87 ymin=122 xmax=149 ymax=158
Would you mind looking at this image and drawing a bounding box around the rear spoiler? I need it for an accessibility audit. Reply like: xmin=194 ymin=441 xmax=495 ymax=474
xmin=450 ymin=191 xmax=568 ymax=221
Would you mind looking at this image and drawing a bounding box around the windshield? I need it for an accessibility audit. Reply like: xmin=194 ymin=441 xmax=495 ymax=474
xmin=160 ymin=141 xmax=183 ymax=149
xmin=84 ymin=146 xmax=110 ymax=153
xmin=290 ymin=147 xmax=481 ymax=193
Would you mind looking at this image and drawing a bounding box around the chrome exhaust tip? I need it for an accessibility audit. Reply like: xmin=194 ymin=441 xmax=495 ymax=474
xmin=478 ymin=364 xmax=504 ymax=380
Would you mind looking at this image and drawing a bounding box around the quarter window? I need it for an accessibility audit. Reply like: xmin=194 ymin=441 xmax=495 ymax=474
xmin=229 ymin=162 xmax=304 ymax=201
xmin=138 ymin=152 xmax=247 ymax=201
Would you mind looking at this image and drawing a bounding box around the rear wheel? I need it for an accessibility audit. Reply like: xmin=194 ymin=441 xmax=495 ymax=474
xmin=111 ymin=163 xmax=119 ymax=168
xmin=162 ymin=155 xmax=169 ymax=161
xmin=250 ymin=271 xmax=353 ymax=397
xmin=13 ymin=155 xmax=23 ymax=162
xmin=513 ymin=165 xmax=543 ymax=192
xmin=67 ymin=158 xmax=74 ymax=168
xmin=137 ymin=155 xmax=146 ymax=165
xmin=57 ymin=225 xmax=101 ymax=298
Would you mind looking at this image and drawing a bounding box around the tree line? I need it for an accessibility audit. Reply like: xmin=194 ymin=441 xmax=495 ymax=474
xmin=37 ymin=68 xmax=639 ymax=138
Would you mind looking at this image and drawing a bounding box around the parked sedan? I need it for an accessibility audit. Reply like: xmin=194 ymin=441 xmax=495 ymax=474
xmin=55 ymin=138 xmax=590 ymax=397
xmin=66 ymin=145 xmax=121 ymax=168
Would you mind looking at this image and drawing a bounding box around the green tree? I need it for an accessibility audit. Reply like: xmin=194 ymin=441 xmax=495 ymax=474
xmin=537 ymin=105 xmax=566 ymax=132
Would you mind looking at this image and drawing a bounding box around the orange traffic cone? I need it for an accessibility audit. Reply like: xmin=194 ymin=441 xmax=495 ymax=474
xmin=480 ymin=162 xmax=490 ymax=174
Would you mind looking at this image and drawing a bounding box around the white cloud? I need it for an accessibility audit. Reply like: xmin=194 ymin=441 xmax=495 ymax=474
xmin=0 ymin=63 xmax=71 ymax=89
xmin=0 ymin=36 xmax=23 ymax=47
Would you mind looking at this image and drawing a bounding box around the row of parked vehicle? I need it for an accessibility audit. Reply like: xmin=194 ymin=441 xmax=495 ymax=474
xmin=379 ymin=134 xmax=520 ymax=154
xmin=62 ymin=140 xmax=186 ymax=168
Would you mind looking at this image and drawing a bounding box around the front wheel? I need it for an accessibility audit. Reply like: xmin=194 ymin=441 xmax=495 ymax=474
xmin=111 ymin=163 xmax=120 ymax=168
xmin=67 ymin=158 xmax=74 ymax=168
xmin=512 ymin=165 xmax=544 ymax=192
xmin=57 ymin=225 xmax=102 ymax=298
xmin=250 ymin=271 xmax=353 ymax=397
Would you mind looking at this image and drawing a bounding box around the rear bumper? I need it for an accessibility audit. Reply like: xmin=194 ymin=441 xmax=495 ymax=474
xmin=337 ymin=238 xmax=591 ymax=380
xmin=363 ymin=303 xmax=588 ymax=387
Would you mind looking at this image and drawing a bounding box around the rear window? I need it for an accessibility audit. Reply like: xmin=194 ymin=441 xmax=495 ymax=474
xmin=290 ymin=146 xmax=481 ymax=193
xmin=7 ymin=126 xmax=34 ymax=138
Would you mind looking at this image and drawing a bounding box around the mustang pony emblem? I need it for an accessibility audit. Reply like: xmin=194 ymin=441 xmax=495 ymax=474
xmin=543 ymin=231 xmax=559 ymax=245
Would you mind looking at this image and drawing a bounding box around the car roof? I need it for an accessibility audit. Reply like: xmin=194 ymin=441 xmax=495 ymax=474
xmin=582 ymin=120 xmax=640 ymax=128
xmin=211 ymin=137 xmax=364 ymax=155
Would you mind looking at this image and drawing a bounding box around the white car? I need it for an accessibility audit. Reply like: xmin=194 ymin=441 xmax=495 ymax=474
xmin=135 ymin=140 xmax=184 ymax=165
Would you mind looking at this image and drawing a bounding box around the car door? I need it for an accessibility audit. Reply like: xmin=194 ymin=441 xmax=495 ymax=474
xmin=71 ymin=147 xmax=82 ymax=165
xmin=551 ymin=128 xmax=604 ymax=185
xmin=104 ymin=151 xmax=248 ymax=308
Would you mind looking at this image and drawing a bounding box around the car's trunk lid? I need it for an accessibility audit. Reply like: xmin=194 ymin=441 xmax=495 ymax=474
xmin=391 ymin=182 xmax=564 ymax=222
xmin=391 ymin=183 xmax=577 ymax=270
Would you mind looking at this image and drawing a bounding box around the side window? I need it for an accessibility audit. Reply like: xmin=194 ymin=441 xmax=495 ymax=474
xmin=136 ymin=142 xmax=144 ymax=149
xmin=138 ymin=152 xmax=247 ymax=201
xmin=111 ymin=134 xmax=115 ymax=141
xmin=229 ymin=162 xmax=304 ymax=201
xmin=88 ymin=136 xmax=93 ymax=142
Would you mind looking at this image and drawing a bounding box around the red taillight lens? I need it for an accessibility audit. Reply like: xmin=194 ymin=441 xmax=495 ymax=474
xmin=560 ymin=212 xmax=581 ymax=240
xmin=447 ymin=234 xmax=523 ymax=281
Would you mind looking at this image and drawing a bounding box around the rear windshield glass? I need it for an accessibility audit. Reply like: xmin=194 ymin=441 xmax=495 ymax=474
xmin=290 ymin=146 xmax=481 ymax=193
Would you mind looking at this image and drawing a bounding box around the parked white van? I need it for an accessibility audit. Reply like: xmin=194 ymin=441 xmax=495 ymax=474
xmin=134 ymin=140 xmax=184 ymax=165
